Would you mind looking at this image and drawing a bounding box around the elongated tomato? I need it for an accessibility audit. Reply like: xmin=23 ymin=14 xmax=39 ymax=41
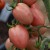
xmin=12 ymin=3 xmax=33 ymax=25
xmin=9 ymin=25 xmax=29 ymax=49
xmin=0 ymin=0 xmax=5 ymax=10
xmin=31 ymin=6 xmax=45 ymax=26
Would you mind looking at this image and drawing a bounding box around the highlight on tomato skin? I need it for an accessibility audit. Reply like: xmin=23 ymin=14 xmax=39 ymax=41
xmin=0 ymin=0 xmax=5 ymax=10
xmin=9 ymin=25 xmax=29 ymax=49
xmin=31 ymin=6 xmax=45 ymax=26
xmin=12 ymin=3 xmax=33 ymax=25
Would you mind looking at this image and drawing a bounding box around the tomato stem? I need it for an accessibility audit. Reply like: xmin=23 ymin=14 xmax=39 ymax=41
xmin=36 ymin=41 xmax=41 ymax=48
xmin=27 ymin=25 xmax=50 ymax=39
xmin=12 ymin=19 xmax=21 ymax=25
xmin=20 ymin=0 xmax=23 ymax=3
xmin=10 ymin=1 xmax=16 ymax=8
xmin=29 ymin=26 xmax=43 ymax=39
xmin=38 ymin=26 xmax=50 ymax=29
xmin=38 ymin=29 xmax=43 ymax=40
xmin=12 ymin=19 xmax=16 ymax=25
xmin=36 ymin=25 xmax=50 ymax=40
xmin=7 ymin=23 xmax=13 ymax=28
xmin=7 ymin=0 xmax=18 ymax=11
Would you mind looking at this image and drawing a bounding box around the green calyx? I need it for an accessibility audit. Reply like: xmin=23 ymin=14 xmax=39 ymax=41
xmin=7 ymin=19 xmax=20 ymax=28
xmin=7 ymin=0 xmax=23 ymax=11
xmin=10 ymin=0 xmax=18 ymax=9
xmin=7 ymin=0 xmax=18 ymax=11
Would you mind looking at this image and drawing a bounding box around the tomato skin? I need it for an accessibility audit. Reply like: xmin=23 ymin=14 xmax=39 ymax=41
xmin=9 ymin=25 xmax=29 ymax=49
xmin=5 ymin=38 xmax=12 ymax=49
xmin=0 ymin=0 xmax=5 ymax=10
xmin=23 ymin=0 xmax=37 ymax=6
xmin=31 ymin=6 xmax=45 ymax=26
xmin=31 ymin=2 xmax=40 ymax=10
xmin=12 ymin=3 xmax=33 ymax=25
xmin=18 ymin=0 xmax=37 ymax=6
xmin=27 ymin=38 xmax=38 ymax=50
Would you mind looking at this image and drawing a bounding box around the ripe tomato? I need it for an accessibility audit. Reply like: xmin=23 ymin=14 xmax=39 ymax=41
xmin=9 ymin=25 xmax=29 ymax=49
xmin=27 ymin=38 xmax=38 ymax=50
xmin=0 ymin=0 xmax=5 ymax=10
xmin=18 ymin=0 xmax=37 ymax=6
xmin=31 ymin=2 xmax=40 ymax=10
xmin=5 ymin=38 xmax=12 ymax=49
xmin=31 ymin=27 xmax=47 ymax=37
xmin=12 ymin=3 xmax=33 ymax=25
xmin=31 ymin=6 xmax=45 ymax=26
xmin=23 ymin=0 xmax=37 ymax=6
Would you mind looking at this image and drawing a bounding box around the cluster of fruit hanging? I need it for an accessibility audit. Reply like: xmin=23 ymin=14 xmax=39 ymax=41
xmin=0 ymin=0 xmax=50 ymax=50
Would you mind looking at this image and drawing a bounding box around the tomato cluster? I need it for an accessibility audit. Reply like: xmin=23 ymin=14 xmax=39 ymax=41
xmin=8 ymin=0 xmax=47 ymax=50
